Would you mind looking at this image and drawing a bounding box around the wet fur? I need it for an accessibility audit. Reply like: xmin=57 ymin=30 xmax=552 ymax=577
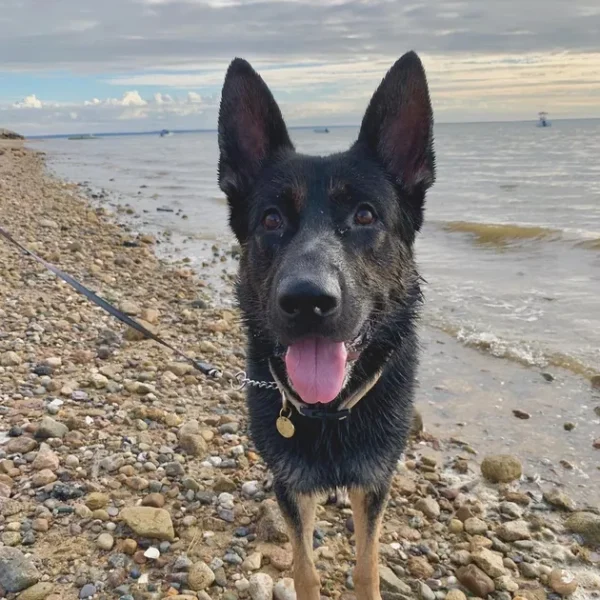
xmin=218 ymin=52 xmax=435 ymax=598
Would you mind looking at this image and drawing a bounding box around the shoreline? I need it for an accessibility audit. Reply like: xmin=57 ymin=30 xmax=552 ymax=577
xmin=0 ymin=140 xmax=598 ymax=600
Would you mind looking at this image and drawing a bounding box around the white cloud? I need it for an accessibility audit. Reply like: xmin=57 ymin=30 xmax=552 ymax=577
xmin=187 ymin=91 xmax=202 ymax=103
xmin=104 ymin=90 xmax=148 ymax=107
xmin=13 ymin=94 xmax=44 ymax=109
xmin=153 ymin=92 xmax=174 ymax=104
xmin=0 ymin=89 xmax=218 ymax=134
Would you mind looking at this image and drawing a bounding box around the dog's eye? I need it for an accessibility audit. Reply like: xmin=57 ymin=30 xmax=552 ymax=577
xmin=262 ymin=209 xmax=283 ymax=231
xmin=354 ymin=205 xmax=376 ymax=226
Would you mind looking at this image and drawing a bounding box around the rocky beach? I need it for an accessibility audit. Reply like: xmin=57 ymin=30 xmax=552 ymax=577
xmin=1 ymin=139 xmax=599 ymax=600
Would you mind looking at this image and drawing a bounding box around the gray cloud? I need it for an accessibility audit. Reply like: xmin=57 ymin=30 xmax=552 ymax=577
xmin=2 ymin=0 xmax=599 ymax=133
xmin=1 ymin=0 xmax=599 ymax=72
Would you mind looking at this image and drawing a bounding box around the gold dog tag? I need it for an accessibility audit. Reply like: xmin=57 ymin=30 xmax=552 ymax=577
xmin=276 ymin=406 xmax=295 ymax=438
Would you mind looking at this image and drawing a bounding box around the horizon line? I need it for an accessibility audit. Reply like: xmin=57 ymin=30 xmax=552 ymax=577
xmin=21 ymin=115 xmax=600 ymax=140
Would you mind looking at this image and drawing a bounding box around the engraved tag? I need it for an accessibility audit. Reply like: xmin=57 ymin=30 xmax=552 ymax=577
xmin=276 ymin=416 xmax=295 ymax=438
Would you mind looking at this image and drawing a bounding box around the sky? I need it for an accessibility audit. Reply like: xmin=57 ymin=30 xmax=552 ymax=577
xmin=1 ymin=0 xmax=599 ymax=135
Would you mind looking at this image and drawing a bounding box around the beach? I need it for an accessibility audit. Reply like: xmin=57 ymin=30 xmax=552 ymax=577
xmin=1 ymin=139 xmax=599 ymax=600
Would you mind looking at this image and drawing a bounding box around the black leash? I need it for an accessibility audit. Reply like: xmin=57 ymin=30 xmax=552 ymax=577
xmin=0 ymin=225 xmax=221 ymax=379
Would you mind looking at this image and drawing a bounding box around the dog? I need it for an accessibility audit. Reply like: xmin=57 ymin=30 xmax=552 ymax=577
xmin=217 ymin=51 xmax=435 ymax=600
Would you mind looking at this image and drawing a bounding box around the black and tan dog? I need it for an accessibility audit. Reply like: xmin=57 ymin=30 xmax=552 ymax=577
xmin=217 ymin=51 xmax=435 ymax=600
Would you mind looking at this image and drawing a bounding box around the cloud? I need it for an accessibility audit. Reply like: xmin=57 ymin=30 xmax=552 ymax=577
xmin=112 ymin=91 xmax=147 ymax=106
xmin=0 ymin=0 xmax=598 ymax=73
xmin=1 ymin=0 xmax=599 ymax=133
xmin=13 ymin=94 xmax=44 ymax=109
xmin=0 ymin=89 xmax=218 ymax=134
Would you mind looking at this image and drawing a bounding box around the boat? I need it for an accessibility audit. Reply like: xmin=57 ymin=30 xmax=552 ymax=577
xmin=159 ymin=129 xmax=173 ymax=137
xmin=536 ymin=112 xmax=551 ymax=127
xmin=68 ymin=134 xmax=98 ymax=140
xmin=313 ymin=127 xmax=330 ymax=134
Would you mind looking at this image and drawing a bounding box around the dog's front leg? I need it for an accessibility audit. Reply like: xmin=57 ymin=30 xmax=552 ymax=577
xmin=349 ymin=486 xmax=389 ymax=600
xmin=274 ymin=482 xmax=320 ymax=600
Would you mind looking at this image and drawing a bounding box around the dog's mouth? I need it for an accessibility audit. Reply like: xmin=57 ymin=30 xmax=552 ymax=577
xmin=279 ymin=325 xmax=370 ymax=406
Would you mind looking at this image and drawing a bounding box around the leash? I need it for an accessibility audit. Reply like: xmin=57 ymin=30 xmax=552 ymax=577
xmin=1 ymin=223 xmax=384 ymax=437
xmin=0 ymin=225 xmax=221 ymax=379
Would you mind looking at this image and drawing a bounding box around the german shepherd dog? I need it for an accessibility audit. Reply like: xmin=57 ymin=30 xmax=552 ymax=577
xmin=218 ymin=51 xmax=435 ymax=600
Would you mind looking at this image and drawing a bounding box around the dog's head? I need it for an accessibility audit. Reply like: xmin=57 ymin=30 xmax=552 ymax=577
xmin=218 ymin=52 xmax=435 ymax=406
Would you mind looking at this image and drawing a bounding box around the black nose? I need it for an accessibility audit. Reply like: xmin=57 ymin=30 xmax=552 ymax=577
xmin=278 ymin=277 xmax=341 ymax=319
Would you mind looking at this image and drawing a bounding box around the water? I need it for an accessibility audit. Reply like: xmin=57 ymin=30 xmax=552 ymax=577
xmin=33 ymin=121 xmax=600 ymax=499
xmin=38 ymin=120 xmax=600 ymax=381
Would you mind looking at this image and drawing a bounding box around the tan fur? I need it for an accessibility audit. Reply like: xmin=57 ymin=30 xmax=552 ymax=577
xmin=349 ymin=489 xmax=383 ymax=600
xmin=284 ymin=494 xmax=321 ymax=600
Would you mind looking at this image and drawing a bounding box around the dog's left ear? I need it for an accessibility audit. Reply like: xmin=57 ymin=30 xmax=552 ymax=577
xmin=357 ymin=51 xmax=435 ymax=195
xmin=218 ymin=58 xmax=293 ymax=210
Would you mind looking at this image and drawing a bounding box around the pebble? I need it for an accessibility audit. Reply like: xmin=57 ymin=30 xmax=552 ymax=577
xmin=480 ymin=454 xmax=523 ymax=483
xmin=464 ymin=517 xmax=488 ymax=535
xmin=187 ymin=562 xmax=215 ymax=591
xmin=242 ymin=480 xmax=261 ymax=497
xmin=16 ymin=582 xmax=55 ymax=600
xmin=444 ymin=591 xmax=467 ymax=600
xmin=471 ymin=547 xmax=506 ymax=577
xmin=456 ymin=564 xmax=495 ymax=597
xmin=97 ymin=533 xmax=114 ymax=550
xmin=543 ymin=490 xmax=576 ymax=511
xmin=31 ymin=443 xmax=60 ymax=471
xmin=119 ymin=507 xmax=175 ymax=541
xmin=242 ymin=552 xmax=263 ymax=572
xmin=500 ymin=501 xmax=523 ymax=519
xmin=496 ymin=520 xmax=531 ymax=542
xmin=79 ymin=584 xmax=97 ymax=598
xmin=144 ymin=547 xmax=160 ymax=560
xmin=249 ymin=573 xmax=274 ymax=600
xmin=257 ymin=499 xmax=289 ymax=543
xmin=379 ymin=565 xmax=413 ymax=595
xmin=273 ymin=578 xmax=297 ymax=600
xmin=0 ymin=548 xmax=40 ymax=592
xmin=415 ymin=497 xmax=441 ymax=519
xmin=86 ymin=493 xmax=109 ymax=510
xmin=34 ymin=416 xmax=68 ymax=440
xmin=407 ymin=556 xmax=435 ymax=580
xmin=565 ymin=511 xmax=600 ymax=545
xmin=418 ymin=582 xmax=436 ymax=600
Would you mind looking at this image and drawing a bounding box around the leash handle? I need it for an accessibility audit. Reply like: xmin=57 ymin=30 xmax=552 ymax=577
xmin=0 ymin=225 xmax=221 ymax=379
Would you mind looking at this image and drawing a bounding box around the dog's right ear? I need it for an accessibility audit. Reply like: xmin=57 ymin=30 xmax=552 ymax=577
xmin=218 ymin=58 xmax=293 ymax=237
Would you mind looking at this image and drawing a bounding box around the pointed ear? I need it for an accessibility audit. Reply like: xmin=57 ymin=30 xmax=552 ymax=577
xmin=218 ymin=58 xmax=294 ymax=203
xmin=357 ymin=51 xmax=435 ymax=192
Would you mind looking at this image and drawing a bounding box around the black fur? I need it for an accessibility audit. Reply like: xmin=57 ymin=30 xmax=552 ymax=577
xmin=218 ymin=52 xmax=435 ymax=503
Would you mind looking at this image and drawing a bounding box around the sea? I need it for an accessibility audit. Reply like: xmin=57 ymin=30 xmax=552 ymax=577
xmin=34 ymin=120 xmax=600 ymax=498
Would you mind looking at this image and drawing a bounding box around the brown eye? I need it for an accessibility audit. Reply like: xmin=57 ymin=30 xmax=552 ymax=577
xmin=262 ymin=209 xmax=283 ymax=231
xmin=354 ymin=205 xmax=376 ymax=226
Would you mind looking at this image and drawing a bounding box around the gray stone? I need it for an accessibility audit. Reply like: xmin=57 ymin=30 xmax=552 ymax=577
xmin=35 ymin=416 xmax=68 ymax=440
xmin=79 ymin=584 xmax=97 ymax=598
xmin=379 ymin=566 xmax=412 ymax=595
xmin=0 ymin=547 xmax=40 ymax=592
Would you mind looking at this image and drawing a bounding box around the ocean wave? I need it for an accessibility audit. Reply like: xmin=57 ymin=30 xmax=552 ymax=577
xmin=439 ymin=220 xmax=600 ymax=250
xmin=431 ymin=322 xmax=599 ymax=380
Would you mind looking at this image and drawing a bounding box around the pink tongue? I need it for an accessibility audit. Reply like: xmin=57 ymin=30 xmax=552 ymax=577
xmin=285 ymin=338 xmax=347 ymax=404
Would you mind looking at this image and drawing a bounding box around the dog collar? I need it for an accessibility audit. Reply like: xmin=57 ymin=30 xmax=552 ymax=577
xmin=268 ymin=359 xmax=384 ymax=438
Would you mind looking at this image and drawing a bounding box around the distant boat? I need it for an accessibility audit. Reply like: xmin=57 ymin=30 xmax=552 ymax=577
xmin=536 ymin=112 xmax=551 ymax=127
xmin=159 ymin=129 xmax=173 ymax=137
xmin=313 ymin=127 xmax=330 ymax=134
xmin=68 ymin=134 xmax=98 ymax=140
